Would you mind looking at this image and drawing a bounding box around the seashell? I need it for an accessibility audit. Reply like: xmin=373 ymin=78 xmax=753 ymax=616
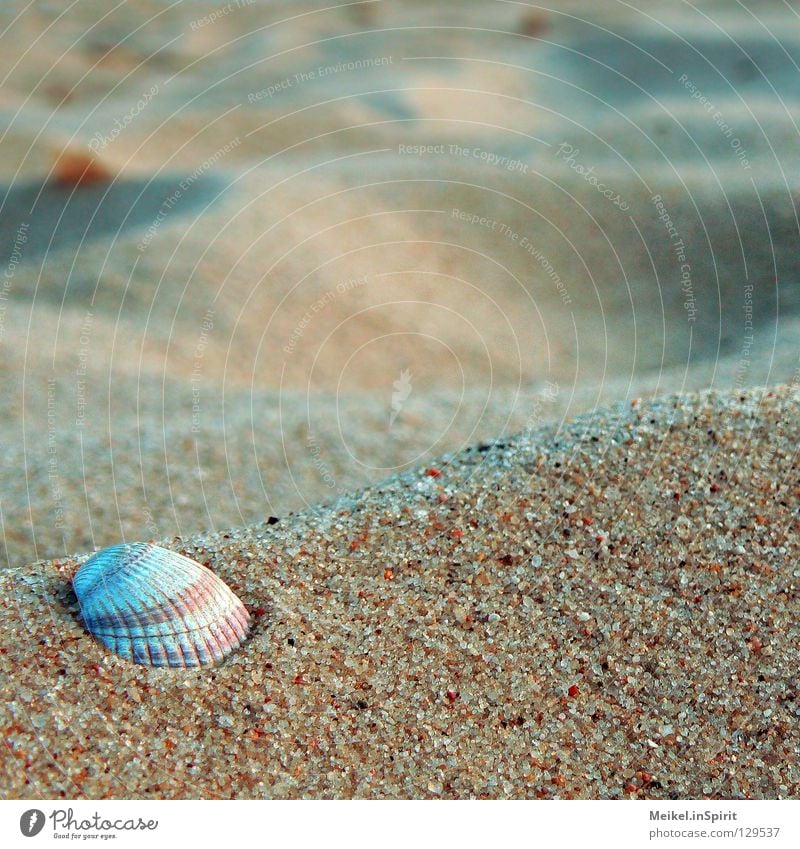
xmin=73 ymin=543 xmax=250 ymax=667
xmin=517 ymin=9 xmax=548 ymax=36
xmin=51 ymin=147 xmax=112 ymax=188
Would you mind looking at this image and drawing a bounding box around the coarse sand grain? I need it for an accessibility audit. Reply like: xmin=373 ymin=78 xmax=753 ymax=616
xmin=2 ymin=385 xmax=799 ymax=799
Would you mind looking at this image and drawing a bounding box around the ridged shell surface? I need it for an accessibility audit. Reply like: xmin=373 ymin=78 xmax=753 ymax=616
xmin=73 ymin=543 xmax=250 ymax=667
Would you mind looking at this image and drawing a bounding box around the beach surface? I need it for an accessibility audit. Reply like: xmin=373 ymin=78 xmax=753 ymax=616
xmin=1 ymin=0 xmax=799 ymax=799
xmin=2 ymin=386 xmax=799 ymax=799
xmin=1 ymin=0 xmax=799 ymax=567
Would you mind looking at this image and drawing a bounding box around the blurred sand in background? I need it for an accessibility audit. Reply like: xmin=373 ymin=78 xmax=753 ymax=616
xmin=0 ymin=0 xmax=798 ymax=565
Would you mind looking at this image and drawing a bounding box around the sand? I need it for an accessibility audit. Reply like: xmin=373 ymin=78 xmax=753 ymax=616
xmin=1 ymin=0 xmax=799 ymax=800
xmin=1 ymin=0 xmax=799 ymax=570
xmin=2 ymin=385 xmax=800 ymax=799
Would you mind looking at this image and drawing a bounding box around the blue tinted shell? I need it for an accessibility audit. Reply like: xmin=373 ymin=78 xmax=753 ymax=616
xmin=73 ymin=544 xmax=250 ymax=667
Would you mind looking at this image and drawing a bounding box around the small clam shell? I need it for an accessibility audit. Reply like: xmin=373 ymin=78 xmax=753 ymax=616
xmin=73 ymin=543 xmax=250 ymax=668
